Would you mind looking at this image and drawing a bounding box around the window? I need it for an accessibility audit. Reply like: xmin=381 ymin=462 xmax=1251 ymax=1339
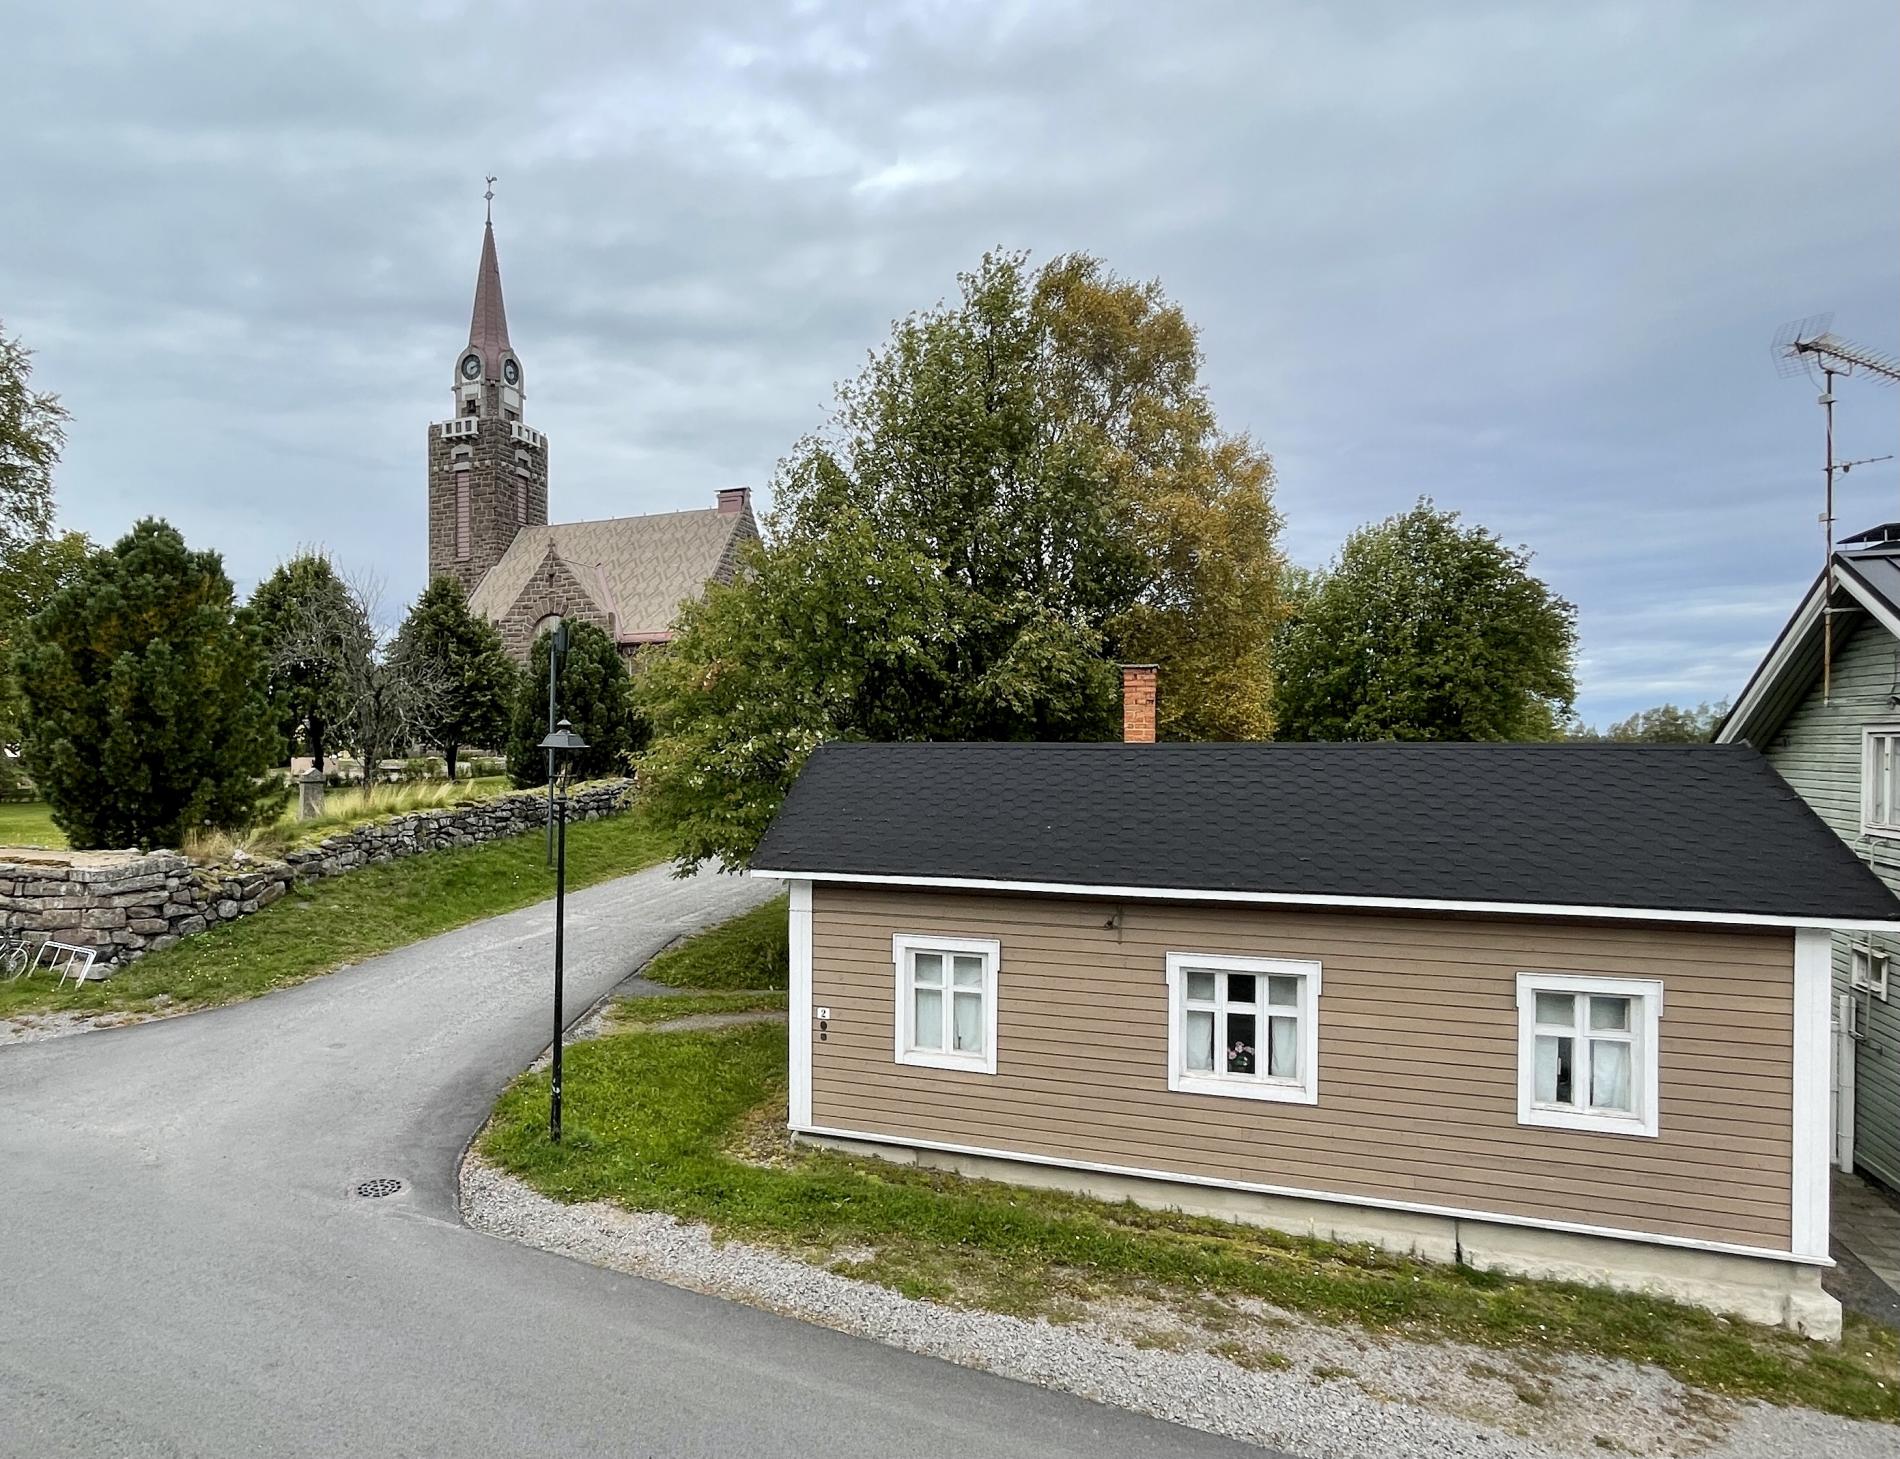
xmin=892 ymin=934 xmax=998 ymax=1073
xmin=516 ymin=477 xmax=527 ymax=524
xmin=1515 ymin=973 xmax=1662 ymax=1137
xmin=1165 ymin=953 xmax=1320 ymax=1104
xmin=1864 ymin=728 xmax=1900 ymax=835
xmin=1851 ymin=946 xmax=1890 ymax=1002
xmin=454 ymin=474 xmax=470 ymax=561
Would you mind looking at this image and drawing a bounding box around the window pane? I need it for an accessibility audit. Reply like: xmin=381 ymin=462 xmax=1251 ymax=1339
xmin=951 ymin=954 xmax=984 ymax=988
xmin=1185 ymin=1009 xmax=1215 ymax=1071
xmin=912 ymin=952 xmax=944 ymax=986
xmin=1588 ymin=996 xmax=1630 ymax=1032
xmin=1590 ymin=1039 xmax=1633 ymax=1112
xmin=952 ymin=990 xmax=983 ymax=1053
xmin=1268 ymin=1015 xmax=1298 ymax=1078
xmin=1185 ymin=970 xmax=1217 ymax=1002
xmin=1226 ymin=973 xmax=1257 ymax=1006
xmin=1534 ymin=1034 xmax=1573 ymax=1104
xmin=913 ymin=987 xmax=943 ymax=1050
xmin=1226 ymin=1011 xmax=1257 ymax=1074
xmin=1267 ymin=974 xmax=1300 ymax=1007
xmin=1534 ymin=991 xmax=1575 ymax=1027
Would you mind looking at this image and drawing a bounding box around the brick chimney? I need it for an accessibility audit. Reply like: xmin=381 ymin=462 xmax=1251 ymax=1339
xmin=717 ymin=486 xmax=751 ymax=515
xmin=1121 ymin=664 xmax=1157 ymax=744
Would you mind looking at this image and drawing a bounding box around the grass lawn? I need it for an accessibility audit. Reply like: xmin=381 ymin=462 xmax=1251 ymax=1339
xmin=479 ymin=911 xmax=1900 ymax=1425
xmin=0 ymin=807 xmax=675 ymax=1020
xmin=0 ymin=800 xmax=66 ymax=849
xmin=642 ymin=894 xmax=787 ymax=990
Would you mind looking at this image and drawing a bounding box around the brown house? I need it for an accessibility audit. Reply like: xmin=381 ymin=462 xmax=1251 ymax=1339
xmin=750 ymin=729 xmax=1900 ymax=1339
xmin=426 ymin=202 xmax=757 ymax=665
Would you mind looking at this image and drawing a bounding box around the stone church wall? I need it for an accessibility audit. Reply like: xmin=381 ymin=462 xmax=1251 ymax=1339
xmin=0 ymin=779 xmax=632 ymax=970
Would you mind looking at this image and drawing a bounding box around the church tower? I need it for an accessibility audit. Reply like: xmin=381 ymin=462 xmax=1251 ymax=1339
xmin=427 ymin=190 xmax=550 ymax=594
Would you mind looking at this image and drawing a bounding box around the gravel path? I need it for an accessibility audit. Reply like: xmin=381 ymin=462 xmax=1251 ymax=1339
xmin=462 ymin=1156 xmax=1897 ymax=1459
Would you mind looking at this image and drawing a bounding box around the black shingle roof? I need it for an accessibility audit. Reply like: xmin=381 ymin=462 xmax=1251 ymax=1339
xmin=751 ymin=741 xmax=1900 ymax=924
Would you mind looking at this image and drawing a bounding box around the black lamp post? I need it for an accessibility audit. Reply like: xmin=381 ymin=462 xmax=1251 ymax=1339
xmin=545 ymin=619 xmax=570 ymax=868
xmin=538 ymin=716 xmax=589 ymax=1143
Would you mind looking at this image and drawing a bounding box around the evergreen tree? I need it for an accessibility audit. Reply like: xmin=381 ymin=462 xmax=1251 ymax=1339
xmin=507 ymin=620 xmax=639 ymax=787
xmin=393 ymin=576 xmax=515 ymax=780
xmin=14 ymin=518 xmax=279 ymax=849
xmin=1274 ymin=500 xmax=1577 ymax=742
xmin=250 ymin=551 xmax=369 ymax=770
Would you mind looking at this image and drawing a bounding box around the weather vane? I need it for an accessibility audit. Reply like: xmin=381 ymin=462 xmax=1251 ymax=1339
xmin=484 ymin=175 xmax=497 ymax=223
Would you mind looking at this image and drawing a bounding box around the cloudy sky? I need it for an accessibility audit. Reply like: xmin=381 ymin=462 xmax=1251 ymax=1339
xmin=7 ymin=1 xmax=1896 ymax=724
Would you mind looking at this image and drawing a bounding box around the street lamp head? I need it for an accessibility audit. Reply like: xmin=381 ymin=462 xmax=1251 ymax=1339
xmin=538 ymin=718 xmax=589 ymax=754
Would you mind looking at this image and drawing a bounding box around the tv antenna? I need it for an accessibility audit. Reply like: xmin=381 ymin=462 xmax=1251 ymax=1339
xmin=1773 ymin=316 xmax=1900 ymax=702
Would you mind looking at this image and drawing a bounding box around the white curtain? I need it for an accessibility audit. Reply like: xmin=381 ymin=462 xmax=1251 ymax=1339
xmin=1590 ymin=1039 xmax=1632 ymax=1112
xmin=1186 ymin=1009 xmax=1214 ymax=1071
xmin=952 ymin=990 xmax=983 ymax=1053
xmin=1268 ymin=1015 xmax=1298 ymax=1078
xmin=1534 ymin=1035 xmax=1563 ymax=1103
xmin=914 ymin=987 xmax=943 ymax=1050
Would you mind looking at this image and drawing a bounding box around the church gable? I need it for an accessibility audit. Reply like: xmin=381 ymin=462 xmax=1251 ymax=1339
xmin=487 ymin=543 xmax=614 ymax=662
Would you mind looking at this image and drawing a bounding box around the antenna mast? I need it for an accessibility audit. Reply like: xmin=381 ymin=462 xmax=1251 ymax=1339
xmin=1773 ymin=317 xmax=1900 ymax=703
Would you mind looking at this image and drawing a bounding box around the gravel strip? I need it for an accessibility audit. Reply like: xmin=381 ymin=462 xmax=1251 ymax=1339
xmin=2 ymin=1007 xmax=161 ymax=1043
xmin=460 ymin=1156 xmax=1895 ymax=1459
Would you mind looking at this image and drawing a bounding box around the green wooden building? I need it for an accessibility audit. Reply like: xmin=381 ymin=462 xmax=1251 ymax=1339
xmin=1721 ymin=524 xmax=1900 ymax=1188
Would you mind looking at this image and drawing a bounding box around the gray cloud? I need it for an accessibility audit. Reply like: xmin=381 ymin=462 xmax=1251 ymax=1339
xmin=4 ymin=0 xmax=1895 ymax=721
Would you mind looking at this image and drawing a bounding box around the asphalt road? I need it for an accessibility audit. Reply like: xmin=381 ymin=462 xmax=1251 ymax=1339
xmin=0 ymin=863 xmax=1271 ymax=1458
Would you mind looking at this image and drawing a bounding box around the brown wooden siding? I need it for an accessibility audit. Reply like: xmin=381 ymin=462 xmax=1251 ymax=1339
xmin=807 ymin=887 xmax=1796 ymax=1250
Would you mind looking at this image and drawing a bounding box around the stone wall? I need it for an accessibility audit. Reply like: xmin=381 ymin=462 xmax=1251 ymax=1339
xmin=0 ymin=779 xmax=632 ymax=971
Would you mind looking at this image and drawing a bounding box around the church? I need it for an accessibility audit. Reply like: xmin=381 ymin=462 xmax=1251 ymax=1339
xmin=425 ymin=202 xmax=758 ymax=666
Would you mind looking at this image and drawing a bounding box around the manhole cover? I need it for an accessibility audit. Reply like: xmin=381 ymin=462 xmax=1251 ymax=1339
xmin=355 ymin=1178 xmax=404 ymax=1199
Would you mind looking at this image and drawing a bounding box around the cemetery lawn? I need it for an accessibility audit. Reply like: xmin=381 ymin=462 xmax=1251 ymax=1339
xmin=0 ymin=808 xmax=673 ymax=1021
xmin=0 ymin=801 xmax=66 ymax=850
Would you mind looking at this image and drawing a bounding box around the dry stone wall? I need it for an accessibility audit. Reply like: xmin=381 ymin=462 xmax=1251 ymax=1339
xmin=0 ymin=780 xmax=633 ymax=970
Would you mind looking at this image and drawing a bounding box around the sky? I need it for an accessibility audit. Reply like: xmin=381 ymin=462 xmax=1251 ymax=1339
xmin=5 ymin=0 xmax=1896 ymax=726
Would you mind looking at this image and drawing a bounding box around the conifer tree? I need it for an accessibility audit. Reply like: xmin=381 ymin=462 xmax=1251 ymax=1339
xmin=506 ymin=620 xmax=640 ymax=787
xmin=15 ymin=518 xmax=279 ymax=849
xmin=393 ymin=575 xmax=515 ymax=780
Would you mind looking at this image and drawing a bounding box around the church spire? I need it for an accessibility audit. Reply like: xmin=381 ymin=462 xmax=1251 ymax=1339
xmin=466 ymin=178 xmax=512 ymax=380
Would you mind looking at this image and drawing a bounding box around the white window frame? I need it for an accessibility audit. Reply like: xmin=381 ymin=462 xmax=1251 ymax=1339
xmin=1164 ymin=952 xmax=1321 ymax=1105
xmin=1515 ymin=972 xmax=1662 ymax=1138
xmin=1862 ymin=726 xmax=1900 ymax=837
xmin=1850 ymin=945 xmax=1890 ymax=1002
xmin=892 ymin=934 xmax=999 ymax=1074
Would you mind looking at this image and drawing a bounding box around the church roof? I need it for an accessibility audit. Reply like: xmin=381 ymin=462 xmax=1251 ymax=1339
xmin=467 ymin=219 xmax=512 ymax=379
xmin=467 ymin=502 xmax=757 ymax=642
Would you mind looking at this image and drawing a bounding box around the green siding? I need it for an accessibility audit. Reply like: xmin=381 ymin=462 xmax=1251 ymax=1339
xmin=1763 ymin=615 xmax=1900 ymax=1186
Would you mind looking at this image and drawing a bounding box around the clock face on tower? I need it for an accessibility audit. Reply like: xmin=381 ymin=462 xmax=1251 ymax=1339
xmin=461 ymin=354 xmax=482 ymax=380
xmin=503 ymin=359 xmax=519 ymax=385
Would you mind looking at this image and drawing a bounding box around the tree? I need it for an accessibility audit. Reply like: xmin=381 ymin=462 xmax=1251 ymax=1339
xmin=1569 ymin=701 xmax=1724 ymax=744
xmin=393 ymin=576 xmax=515 ymax=781
xmin=14 ymin=519 xmax=279 ymax=849
xmin=0 ymin=530 xmax=93 ymax=789
xmin=1273 ymin=500 xmax=1577 ymax=742
xmin=251 ymin=552 xmax=370 ymax=770
xmin=635 ymin=249 xmax=1284 ymax=870
xmin=507 ymin=620 xmax=639 ymax=787
xmin=0 ymin=321 xmax=64 ymax=555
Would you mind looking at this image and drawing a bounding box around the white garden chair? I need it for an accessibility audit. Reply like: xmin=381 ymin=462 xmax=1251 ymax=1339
xmin=33 ymin=940 xmax=98 ymax=989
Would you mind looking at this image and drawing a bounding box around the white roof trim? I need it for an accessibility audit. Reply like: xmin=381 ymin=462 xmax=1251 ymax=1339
xmin=749 ymin=867 xmax=1900 ymax=931
xmin=1720 ymin=562 xmax=1900 ymax=746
